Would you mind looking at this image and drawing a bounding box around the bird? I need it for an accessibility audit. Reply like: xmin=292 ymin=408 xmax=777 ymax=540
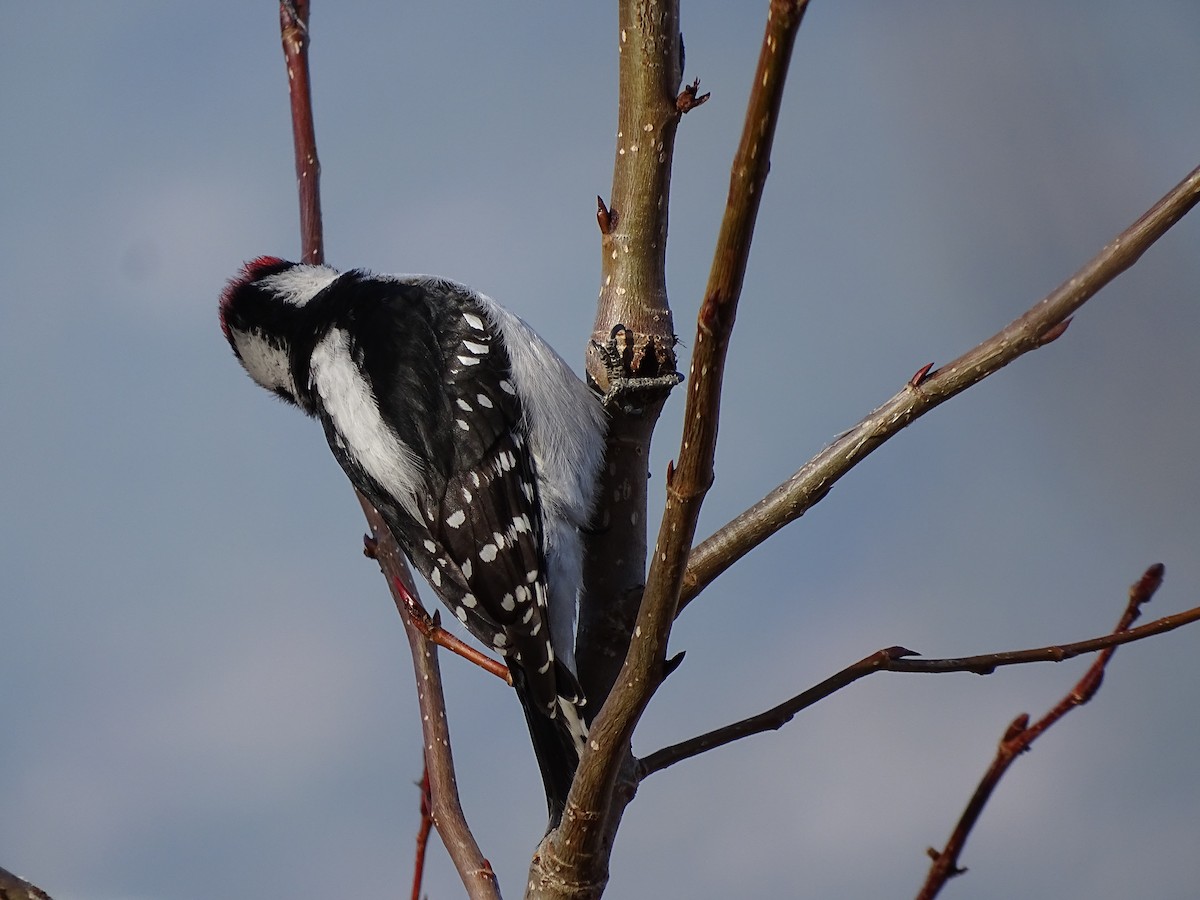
xmin=219 ymin=257 xmax=607 ymax=824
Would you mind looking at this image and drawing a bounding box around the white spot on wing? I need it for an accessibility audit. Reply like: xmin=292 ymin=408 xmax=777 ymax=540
xmin=446 ymin=510 xmax=466 ymax=528
xmin=462 ymin=312 xmax=485 ymax=331
xmin=462 ymin=340 xmax=489 ymax=355
xmin=479 ymin=544 xmax=498 ymax=562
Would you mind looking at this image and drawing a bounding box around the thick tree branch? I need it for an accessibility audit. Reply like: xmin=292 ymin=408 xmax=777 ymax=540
xmin=640 ymin=569 xmax=1199 ymax=777
xmin=532 ymin=0 xmax=688 ymax=891
xmin=535 ymin=4 xmax=811 ymax=897
xmin=680 ymin=163 xmax=1200 ymax=609
xmin=577 ymin=0 xmax=685 ymax=712
xmin=0 ymin=867 xmax=53 ymax=900
xmin=916 ymin=563 xmax=1167 ymax=899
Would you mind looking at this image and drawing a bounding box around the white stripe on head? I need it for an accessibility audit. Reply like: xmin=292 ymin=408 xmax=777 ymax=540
xmin=259 ymin=264 xmax=341 ymax=306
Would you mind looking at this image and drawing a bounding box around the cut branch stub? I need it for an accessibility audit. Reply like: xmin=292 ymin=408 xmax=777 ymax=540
xmin=590 ymin=323 xmax=683 ymax=414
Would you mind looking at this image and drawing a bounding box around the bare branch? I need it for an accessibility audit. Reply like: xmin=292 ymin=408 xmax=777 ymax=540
xmin=411 ymin=766 xmax=433 ymax=900
xmin=638 ymin=645 xmax=907 ymax=778
xmin=640 ymin=570 xmax=1199 ymax=777
xmin=916 ymin=564 xmax=1167 ymax=899
xmin=530 ymin=4 xmax=688 ymax=896
xmin=275 ymin=6 xmax=494 ymax=896
xmin=402 ymin=600 xmax=511 ymax=685
xmin=681 ymin=163 xmax=1200 ymax=610
xmin=0 ymin=866 xmax=54 ymax=900
xmin=547 ymin=2 xmax=812 ymax=891
xmin=278 ymin=0 xmax=323 ymax=265
xmin=362 ymin=500 xmax=501 ymax=900
xmin=368 ymin=536 xmax=510 ymax=685
xmin=576 ymin=0 xmax=686 ymax=712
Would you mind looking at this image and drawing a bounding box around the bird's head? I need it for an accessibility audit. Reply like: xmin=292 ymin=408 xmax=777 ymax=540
xmin=219 ymin=257 xmax=341 ymax=409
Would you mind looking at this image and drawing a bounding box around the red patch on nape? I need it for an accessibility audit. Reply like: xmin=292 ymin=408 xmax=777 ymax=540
xmin=245 ymin=255 xmax=287 ymax=275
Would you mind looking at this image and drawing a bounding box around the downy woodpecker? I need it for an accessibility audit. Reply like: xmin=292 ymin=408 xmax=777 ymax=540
xmin=220 ymin=258 xmax=606 ymax=823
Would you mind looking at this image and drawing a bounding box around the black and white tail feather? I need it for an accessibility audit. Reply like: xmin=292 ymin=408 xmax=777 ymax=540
xmin=220 ymin=258 xmax=606 ymax=825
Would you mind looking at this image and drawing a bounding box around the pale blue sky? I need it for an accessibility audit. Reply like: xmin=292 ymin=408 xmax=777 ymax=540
xmin=3 ymin=3 xmax=1199 ymax=898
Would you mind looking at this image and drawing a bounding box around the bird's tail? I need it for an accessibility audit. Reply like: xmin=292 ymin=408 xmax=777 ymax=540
xmin=510 ymin=660 xmax=588 ymax=829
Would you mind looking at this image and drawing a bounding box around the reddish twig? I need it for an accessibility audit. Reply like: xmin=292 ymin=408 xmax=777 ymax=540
xmin=640 ymin=569 xmax=1198 ymax=777
xmin=412 ymin=765 xmax=433 ymax=900
xmin=388 ymin=566 xmax=512 ymax=684
xmin=362 ymin=499 xmax=500 ymax=900
xmin=367 ymin=535 xmax=509 ymax=680
xmin=916 ymin=563 xmax=1167 ymax=899
xmin=278 ymin=0 xmax=323 ymax=265
xmin=275 ymin=6 xmax=496 ymax=897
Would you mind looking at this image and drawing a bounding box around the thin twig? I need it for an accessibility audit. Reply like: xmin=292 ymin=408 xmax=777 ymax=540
xmin=275 ymin=5 xmax=495 ymax=896
xmin=639 ymin=575 xmax=1198 ymax=777
xmin=366 ymin=535 xmax=510 ymax=681
xmin=383 ymin=559 xmax=512 ymax=684
xmin=916 ymin=564 xmax=1166 ymax=899
xmin=278 ymin=0 xmax=323 ymax=265
xmin=362 ymin=499 xmax=501 ymax=900
xmin=412 ymin=766 xmax=433 ymax=900
xmin=680 ymin=162 xmax=1200 ymax=610
xmin=403 ymin=600 xmax=511 ymax=684
xmin=638 ymin=645 xmax=904 ymax=778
